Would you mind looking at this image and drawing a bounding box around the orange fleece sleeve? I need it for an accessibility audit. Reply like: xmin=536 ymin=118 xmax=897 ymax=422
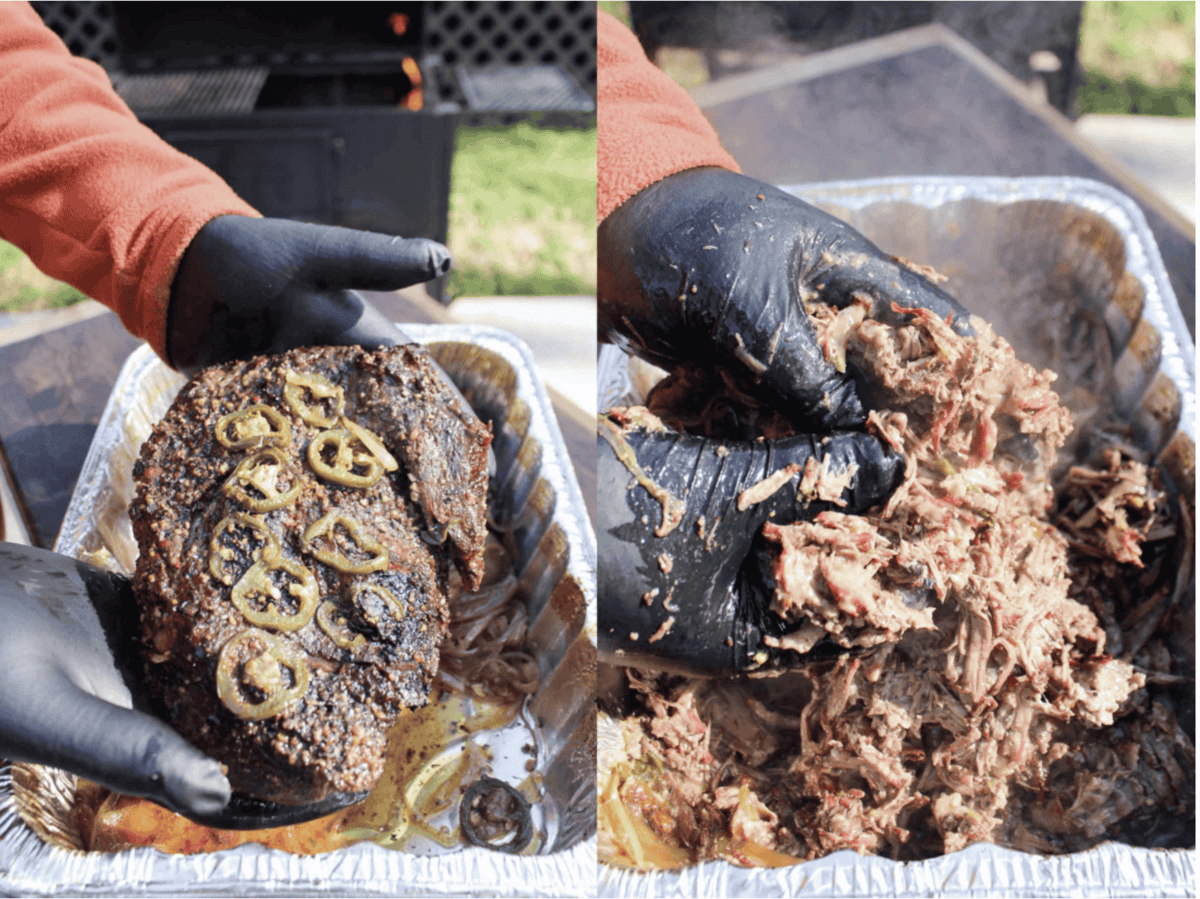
xmin=597 ymin=11 xmax=740 ymax=223
xmin=0 ymin=2 xmax=260 ymax=359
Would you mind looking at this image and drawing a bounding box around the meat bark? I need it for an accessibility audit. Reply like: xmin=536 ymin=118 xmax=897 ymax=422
xmin=131 ymin=345 xmax=491 ymax=806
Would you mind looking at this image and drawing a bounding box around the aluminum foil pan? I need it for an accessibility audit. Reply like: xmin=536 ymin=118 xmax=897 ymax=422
xmin=597 ymin=176 xmax=1195 ymax=897
xmin=0 ymin=324 xmax=597 ymax=897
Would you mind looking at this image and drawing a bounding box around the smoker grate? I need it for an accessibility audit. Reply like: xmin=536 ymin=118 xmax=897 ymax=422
xmin=111 ymin=68 xmax=269 ymax=117
xmin=456 ymin=63 xmax=592 ymax=112
xmin=424 ymin=1 xmax=597 ymax=105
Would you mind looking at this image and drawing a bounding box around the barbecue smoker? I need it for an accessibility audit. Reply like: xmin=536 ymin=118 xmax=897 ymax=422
xmin=33 ymin=1 xmax=596 ymax=293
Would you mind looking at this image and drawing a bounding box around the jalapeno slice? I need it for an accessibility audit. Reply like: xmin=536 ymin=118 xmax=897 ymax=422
xmin=231 ymin=556 xmax=320 ymax=631
xmin=351 ymin=581 xmax=406 ymax=625
xmin=215 ymin=404 xmax=291 ymax=450
xmin=341 ymin=417 xmax=399 ymax=472
xmin=222 ymin=446 xmax=302 ymax=512
xmin=307 ymin=429 xmax=384 ymax=489
xmin=283 ymin=370 xmax=345 ymax=428
xmin=216 ymin=627 xmax=309 ymax=720
xmin=209 ymin=513 xmax=282 ymax=586
xmin=302 ymin=512 xmax=390 ymax=574
xmin=316 ymin=599 xmax=367 ymax=651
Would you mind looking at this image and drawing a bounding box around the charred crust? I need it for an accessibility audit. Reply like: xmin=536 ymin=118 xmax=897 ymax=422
xmin=130 ymin=345 xmax=490 ymax=804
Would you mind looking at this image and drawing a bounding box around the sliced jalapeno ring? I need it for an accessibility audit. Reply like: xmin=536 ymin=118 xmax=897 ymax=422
xmin=215 ymin=404 xmax=291 ymax=450
xmin=284 ymin=370 xmax=345 ymax=429
xmin=216 ymin=627 xmax=309 ymax=720
xmin=222 ymin=446 xmax=302 ymax=512
xmin=352 ymin=581 xmax=406 ymax=625
xmin=302 ymin=512 xmax=390 ymax=574
xmin=341 ymin=417 xmax=399 ymax=472
xmin=231 ymin=557 xmax=320 ymax=631
xmin=316 ymin=599 xmax=368 ymax=651
xmin=209 ymin=513 xmax=282 ymax=585
xmin=308 ymin=429 xmax=384 ymax=489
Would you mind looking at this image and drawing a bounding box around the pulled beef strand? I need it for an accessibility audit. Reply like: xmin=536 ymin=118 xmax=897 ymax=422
xmin=437 ymin=533 xmax=541 ymax=702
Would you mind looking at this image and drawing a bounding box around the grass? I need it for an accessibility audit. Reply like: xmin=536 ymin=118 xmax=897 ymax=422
xmin=597 ymin=1 xmax=630 ymax=28
xmin=445 ymin=120 xmax=596 ymax=299
xmin=0 ymin=239 xmax=88 ymax=313
xmin=1076 ymin=1 xmax=1195 ymax=116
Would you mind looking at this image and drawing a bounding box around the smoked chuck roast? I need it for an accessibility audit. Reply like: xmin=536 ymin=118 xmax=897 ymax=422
xmin=130 ymin=345 xmax=491 ymax=806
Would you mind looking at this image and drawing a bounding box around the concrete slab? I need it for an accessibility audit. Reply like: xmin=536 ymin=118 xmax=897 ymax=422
xmin=445 ymin=295 xmax=597 ymax=417
xmin=1074 ymin=114 xmax=1196 ymax=224
xmin=0 ymin=299 xmax=111 ymax=348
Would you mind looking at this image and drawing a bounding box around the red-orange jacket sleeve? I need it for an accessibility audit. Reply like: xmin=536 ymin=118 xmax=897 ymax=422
xmin=596 ymin=11 xmax=740 ymax=223
xmin=0 ymin=2 xmax=260 ymax=359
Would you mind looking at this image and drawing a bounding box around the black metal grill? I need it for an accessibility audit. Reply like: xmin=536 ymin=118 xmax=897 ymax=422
xmin=33 ymin=1 xmax=597 ymax=113
xmin=108 ymin=68 xmax=270 ymax=117
xmin=457 ymin=63 xmax=591 ymax=110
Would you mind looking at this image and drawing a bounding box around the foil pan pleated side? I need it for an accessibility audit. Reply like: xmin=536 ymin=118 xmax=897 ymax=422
xmin=597 ymin=839 xmax=1196 ymax=899
xmin=792 ymin=175 xmax=1194 ymax=441
xmin=0 ymin=325 xmax=597 ymax=897
xmin=598 ymin=176 xmax=1195 ymax=897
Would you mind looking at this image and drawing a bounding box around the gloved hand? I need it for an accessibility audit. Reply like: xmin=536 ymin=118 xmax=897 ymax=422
xmin=0 ymin=543 xmax=230 ymax=821
xmin=167 ymin=215 xmax=452 ymax=375
xmin=0 ymin=542 xmax=363 ymax=829
xmin=167 ymin=215 xmax=484 ymax=453
xmin=597 ymin=167 xmax=974 ymax=673
xmin=598 ymin=413 xmax=903 ymax=673
xmin=598 ymin=167 xmax=973 ymax=432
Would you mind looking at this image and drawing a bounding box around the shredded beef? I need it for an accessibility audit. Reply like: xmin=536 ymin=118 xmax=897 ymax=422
xmin=604 ymin=297 xmax=1193 ymax=867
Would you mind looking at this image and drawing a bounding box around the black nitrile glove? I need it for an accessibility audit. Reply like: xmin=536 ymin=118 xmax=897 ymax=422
xmin=598 ymin=167 xmax=976 ymax=673
xmin=0 ymin=543 xmax=230 ymax=821
xmin=167 ymin=215 xmax=451 ymax=375
xmin=0 ymin=543 xmax=362 ymax=829
xmin=598 ymin=416 xmax=904 ymax=674
xmin=598 ymin=167 xmax=973 ymax=432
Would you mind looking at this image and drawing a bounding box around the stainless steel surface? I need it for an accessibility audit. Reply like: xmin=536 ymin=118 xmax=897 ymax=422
xmin=0 ymin=325 xmax=596 ymax=897
xmin=598 ymin=176 xmax=1195 ymax=897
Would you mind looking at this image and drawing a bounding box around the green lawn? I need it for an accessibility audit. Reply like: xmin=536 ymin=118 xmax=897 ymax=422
xmin=0 ymin=238 xmax=88 ymax=313
xmin=445 ymin=120 xmax=596 ymax=299
xmin=597 ymin=1 xmax=630 ymax=28
xmin=1076 ymin=1 xmax=1195 ymax=116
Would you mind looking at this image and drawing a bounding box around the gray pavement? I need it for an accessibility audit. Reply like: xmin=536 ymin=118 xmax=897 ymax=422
xmin=1073 ymin=114 xmax=1195 ymax=225
xmin=662 ymin=42 xmax=1195 ymax=233
xmin=445 ymin=295 xmax=596 ymax=417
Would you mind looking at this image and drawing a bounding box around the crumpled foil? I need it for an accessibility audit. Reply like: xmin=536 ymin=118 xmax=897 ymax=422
xmin=0 ymin=324 xmax=597 ymax=898
xmin=597 ymin=176 xmax=1195 ymax=898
